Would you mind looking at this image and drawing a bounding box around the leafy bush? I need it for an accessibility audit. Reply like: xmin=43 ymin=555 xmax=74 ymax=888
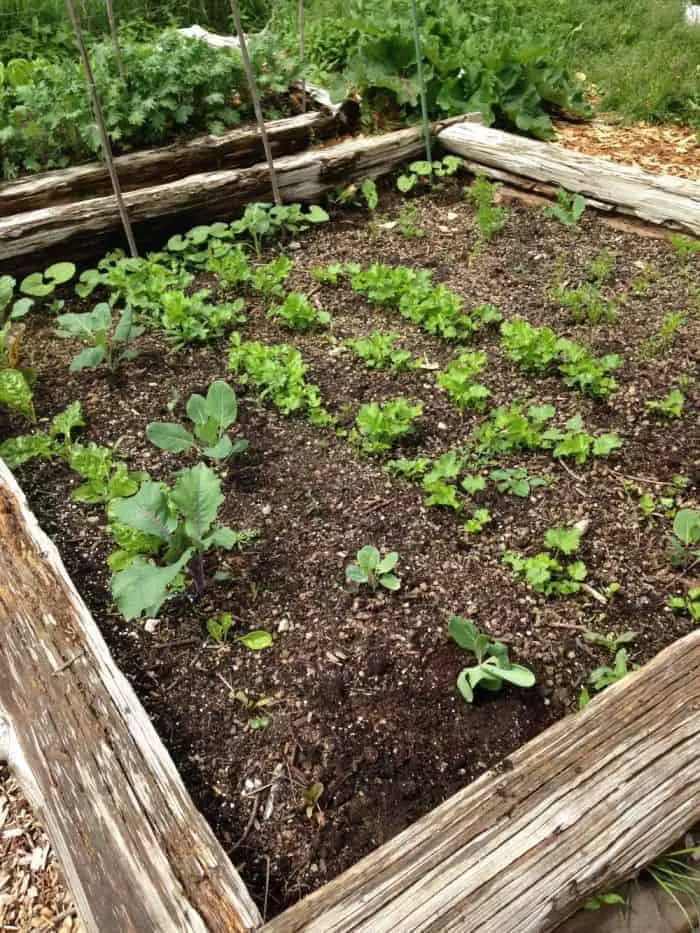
xmin=448 ymin=615 xmax=535 ymax=703
xmin=437 ymin=350 xmax=490 ymax=410
xmin=353 ymin=397 xmax=422 ymax=455
xmin=268 ymin=292 xmax=331 ymax=331
xmin=346 ymin=332 xmax=416 ymax=371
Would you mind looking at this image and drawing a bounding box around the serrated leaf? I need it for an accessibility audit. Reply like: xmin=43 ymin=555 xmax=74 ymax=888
xmin=146 ymin=422 xmax=194 ymax=453
xmin=50 ymin=401 xmax=84 ymax=440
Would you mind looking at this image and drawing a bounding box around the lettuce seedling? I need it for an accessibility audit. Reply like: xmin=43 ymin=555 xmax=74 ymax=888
xmin=353 ymin=398 xmax=422 ymax=455
xmin=147 ymin=380 xmax=248 ymax=462
xmin=448 ymin=616 xmax=535 ymax=703
xmin=268 ymin=292 xmax=330 ymax=331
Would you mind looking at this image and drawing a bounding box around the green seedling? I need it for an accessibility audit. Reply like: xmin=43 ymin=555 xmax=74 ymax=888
xmin=384 ymin=457 xmax=431 ymax=481
xmin=645 ymin=388 xmax=684 ymax=419
xmin=670 ymin=235 xmax=700 ymax=262
xmin=437 ymin=351 xmax=490 ymax=411
xmin=545 ymin=188 xmax=585 ymax=226
xmin=448 ymin=615 xmax=535 ymax=703
xmin=207 ymin=613 xmax=274 ymax=649
xmin=268 ymin=292 xmax=330 ymax=331
xmin=489 ymin=467 xmax=552 ymax=498
xmin=583 ymin=630 xmax=637 ymax=653
xmin=312 ymin=262 xmax=345 ymax=286
xmin=56 ymin=303 xmax=143 ymax=372
xmin=588 ymin=648 xmax=635 ymax=692
xmin=397 ymin=202 xmax=425 ymax=239
xmin=584 ymin=893 xmax=626 ymax=912
xmin=464 ymin=507 xmax=492 ymax=534
xmin=668 ymin=508 xmax=700 ymax=567
xmin=205 ymin=244 xmax=252 ymax=287
xmin=346 ymin=332 xmax=416 ymax=371
xmin=503 ymin=524 xmax=587 ymax=597
xmin=353 ymin=397 xmax=422 ymax=455
xmin=464 ymin=173 xmax=508 ymax=244
xmin=157 ymin=289 xmax=245 ymax=345
xmin=552 ymin=282 xmax=618 ymax=324
xmin=0 ymin=274 xmax=33 ymax=321
xmin=586 ymin=250 xmax=616 ymax=286
xmin=147 ymin=380 xmax=248 ymax=462
xmin=230 ymin=202 xmax=329 ymax=257
xmin=638 ymin=312 xmax=685 ymax=359
xmin=20 ymin=262 xmax=76 ymax=297
xmin=250 ymin=255 xmax=292 ymax=298
xmin=396 ymin=155 xmax=462 ymax=192
xmin=668 ymin=589 xmax=700 ymax=622
xmin=346 ymin=545 xmax=400 ymax=592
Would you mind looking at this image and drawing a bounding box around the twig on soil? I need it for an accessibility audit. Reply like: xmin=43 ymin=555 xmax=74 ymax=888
xmin=545 ymin=621 xmax=590 ymax=632
xmin=263 ymin=853 xmax=271 ymax=921
xmin=609 ymin=468 xmax=670 ymax=488
xmin=580 ymin=582 xmax=608 ymax=605
xmin=556 ymin=459 xmax=588 ymax=494
xmin=152 ymin=636 xmax=201 ymax=650
xmin=51 ymin=650 xmax=84 ymax=674
xmin=231 ymin=793 xmax=260 ymax=851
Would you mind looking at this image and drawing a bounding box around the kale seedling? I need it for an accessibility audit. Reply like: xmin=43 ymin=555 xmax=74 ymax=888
xmin=110 ymin=463 xmax=255 ymax=619
xmin=56 ymin=303 xmax=143 ymax=372
xmin=448 ymin=616 xmax=535 ymax=703
xmin=353 ymin=398 xmax=422 ymax=455
xmin=147 ymin=380 xmax=248 ymax=461
xmin=545 ymin=188 xmax=586 ymax=227
xmin=268 ymin=292 xmax=331 ymax=331
xmin=346 ymin=545 xmax=400 ymax=591
xmin=668 ymin=508 xmax=700 ymax=567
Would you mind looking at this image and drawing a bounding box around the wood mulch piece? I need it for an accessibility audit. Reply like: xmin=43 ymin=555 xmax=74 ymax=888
xmin=554 ymin=118 xmax=699 ymax=179
xmin=0 ymin=767 xmax=79 ymax=932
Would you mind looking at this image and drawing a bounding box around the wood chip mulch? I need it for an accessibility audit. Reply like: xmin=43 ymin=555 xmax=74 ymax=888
xmin=0 ymin=767 xmax=79 ymax=933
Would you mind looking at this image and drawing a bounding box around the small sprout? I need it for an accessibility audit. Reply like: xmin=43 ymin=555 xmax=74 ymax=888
xmin=545 ymin=188 xmax=586 ymax=227
xmin=668 ymin=590 xmax=700 ymax=622
xmin=268 ymin=292 xmax=331 ymax=332
xmin=207 ymin=612 xmax=235 ymax=644
xmin=588 ymin=648 xmax=635 ymax=691
xmin=668 ymin=508 xmax=700 ymax=567
xmin=464 ymin=508 xmax=492 ymax=534
xmin=645 ymin=388 xmax=684 ymax=419
xmin=584 ymin=892 xmax=626 ymax=911
xmin=583 ymin=630 xmax=637 ymax=653
xmin=346 ymin=545 xmax=401 ymax=592
xmin=448 ymin=615 xmax=535 ymax=703
xmin=20 ymin=262 xmax=76 ymax=298
xmin=303 ymin=781 xmax=324 ymax=819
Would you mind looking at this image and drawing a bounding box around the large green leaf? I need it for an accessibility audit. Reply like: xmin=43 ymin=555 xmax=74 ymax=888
xmin=111 ymin=481 xmax=175 ymax=541
xmin=170 ymin=463 xmax=223 ymax=542
xmin=146 ymin=422 xmax=194 ymax=453
xmin=0 ymin=368 xmax=34 ymax=420
xmin=674 ymin=509 xmax=700 ymax=547
xmin=46 ymin=262 xmax=77 ymax=285
xmin=111 ymin=550 xmax=192 ymax=620
xmin=70 ymin=347 xmax=107 ymax=372
xmin=206 ymin=380 xmax=238 ymax=430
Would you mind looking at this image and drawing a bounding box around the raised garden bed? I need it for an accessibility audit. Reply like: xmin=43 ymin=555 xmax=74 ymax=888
xmin=1 ymin=164 xmax=699 ymax=928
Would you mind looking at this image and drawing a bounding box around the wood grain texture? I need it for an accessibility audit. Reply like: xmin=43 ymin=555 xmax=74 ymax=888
xmin=439 ymin=122 xmax=700 ymax=235
xmin=0 ymin=459 xmax=261 ymax=933
xmin=0 ymin=114 xmax=478 ymax=265
xmin=0 ymin=110 xmax=344 ymax=215
xmin=263 ymin=628 xmax=700 ymax=933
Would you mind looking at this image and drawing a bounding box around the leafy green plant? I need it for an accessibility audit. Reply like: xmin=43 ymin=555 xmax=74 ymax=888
xmin=583 ymin=892 xmax=626 ymax=912
xmin=0 ymin=274 xmax=33 ymax=322
xmin=167 ymin=223 xmax=235 ymax=267
xmin=229 ymin=334 xmax=334 ymax=427
xmin=250 ymin=255 xmax=292 ymax=298
xmin=638 ymin=312 xmax=685 ymax=359
xmin=205 ymin=244 xmax=252 ymax=287
xmin=552 ymin=282 xmax=618 ymax=324
xmin=503 ymin=524 xmax=587 ymax=597
xmin=312 ymin=262 xmax=345 ymax=286
xmin=668 ymin=508 xmax=700 ymax=568
xmin=556 ymin=340 xmax=622 ymax=398
xmin=55 ymin=303 xmax=143 ymax=372
xmin=646 ymin=844 xmax=700 ymax=930
xmin=75 ymin=253 xmax=193 ymax=307
xmin=396 ymin=155 xmax=462 ymax=192
xmin=437 ymin=350 xmax=490 ymax=410
xmin=464 ymin=174 xmax=508 ymax=244
xmin=346 ymin=332 xmax=416 ymax=371
xmin=147 ymin=381 xmax=248 ymax=462
xmin=206 ymin=612 xmax=273 ymax=649
xmin=448 ymin=615 xmax=535 ymax=703
xmin=668 ymin=589 xmax=700 ymax=622
xmin=397 ymin=202 xmax=425 ymax=239
xmin=230 ymin=202 xmax=329 ymax=257
xmin=20 ymin=261 xmax=76 ymax=297
xmin=422 ymin=450 xmax=465 ymax=511
xmin=346 ymin=545 xmax=400 ymax=591
xmin=587 ymin=648 xmax=635 ymax=691
xmin=545 ymin=188 xmax=585 ymax=226
xmin=148 ymin=290 xmax=244 ymax=346
xmin=586 ymin=250 xmax=616 ymax=286
xmin=645 ymin=388 xmax=684 ymax=419
xmin=630 ymin=263 xmax=661 ymax=297
xmin=110 ymin=463 xmax=255 ymax=619
xmin=268 ymin=292 xmax=331 ymax=331
xmin=670 ymin=235 xmax=700 ymax=262
xmin=0 ymin=277 xmax=35 ymax=420
xmin=583 ymin=630 xmax=637 ymax=653
xmin=489 ymin=467 xmax=552 ymax=497
xmin=353 ymin=397 xmax=422 ymax=455
xmin=333 ymin=177 xmax=379 ymax=209
xmin=385 ymin=456 xmax=431 ymax=480
xmin=464 ymin=507 xmax=492 ymax=534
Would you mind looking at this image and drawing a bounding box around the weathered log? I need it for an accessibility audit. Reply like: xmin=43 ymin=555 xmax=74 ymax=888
xmin=0 ymin=114 xmax=478 ymax=266
xmin=439 ymin=121 xmax=700 ymax=235
xmin=0 ymin=109 xmax=348 ymax=215
xmin=263 ymin=628 xmax=700 ymax=933
xmin=0 ymin=458 xmax=262 ymax=933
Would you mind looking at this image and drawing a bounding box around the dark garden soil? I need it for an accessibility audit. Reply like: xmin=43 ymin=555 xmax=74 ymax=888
xmin=3 ymin=179 xmax=699 ymax=919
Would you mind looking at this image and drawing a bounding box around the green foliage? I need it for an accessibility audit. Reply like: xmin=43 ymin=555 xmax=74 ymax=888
xmin=552 ymin=281 xmax=618 ymax=324
xmin=396 ymin=155 xmax=462 ymax=192
xmin=346 ymin=545 xmax=400 ymax=591
xmin=312 ymin=262 xmax=345 ymax=285
xmin=385 ymin=456 xmax=431 ymax=480
xmin=147 ymin=380 xmax=248 ymax=462
xmin=56 ymin=303 xmax=143 ymax=372
xmin=353 ymin=397 xmax=422 ymax=455
xmin=75 ymin=252 xmax=193 ymax=306
xmin=544 ymin=188 xmax=586 ymax=226
xmin=501 ymin=319 xmax=622 ymax=397
xmin=20 ymin=262 xmax=75 ymax=297
xmin=351 ymin=263 xmax=501 ymax=341
xmin=437 ymin=350 xmax=490 ymax=410
xmin=584 ymin=893 xmax=626 ymax=912
xmin=231 ymin=202 xmax=329 ymax=257
xmin=668 ymin=508 xmax=700 ymax=568
xmin=228 ymin=334 xmax=335 ymax=426
xmin=155 ymin=290 xmax=245 ymax=345
xmin=422 ymin=450 xmax=466 ymax=510
xmin=206 ymin=612 xmax=273 ymax=648
xmin=268 ymin=292 xmax=331 ymax=331
xmin=333 ymin=177 xmax=379 ymax=209
xmin=397 ymin=203 xmax=425 ymax=240
xmin=645 ymin=388 xmax=684 ymax=419
xmin=250 ymin=256 xmax=292 ymax=298
xmin=638 ymin=312 xmax=685 ymax=359
xmin=1 ymin=274 xmax=34 ymax=321
xmin=668 ymin=589 xmax=700 ymax=623
xmin=586 ymin=250 xmax=616 ymax=286
xmin=583 ymin=629 xmax=637 ymax=653
xmin=346 ymin=332 xmax=416 ymax=371
xmin=0 ymin=30 xmax=295 ymax=179
xmin=167 ymin=223 xmax=236 ymax=267
xmin=205 ymin=244 xmax=253 ymax=287
xmin=464 ymin=174 xmax=508 ymax=244
xmin=110 ymin=463 xmax=255 ymax=618
xmin=670 ymin=236 xmax=700 ymax=261
xmin=463 ymin=507 xmax=492 ymax=534
xmin=448 ymin=615 xmax=535 ymax=703
xmin=489 ymin=467 xmax=552 ymax=497
xmin=587 ymin=648 xmax=635 ymax=693
xmin=503 ymin=524 xmax=588 ymax=596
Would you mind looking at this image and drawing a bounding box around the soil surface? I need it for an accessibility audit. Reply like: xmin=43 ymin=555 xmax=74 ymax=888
xmin=2 ymin=179 xmax=699 ymax=920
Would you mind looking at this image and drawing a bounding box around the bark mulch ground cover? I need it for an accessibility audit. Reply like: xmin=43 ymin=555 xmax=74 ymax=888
xmin=1 ymin=176 xmax=698 ymax=923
